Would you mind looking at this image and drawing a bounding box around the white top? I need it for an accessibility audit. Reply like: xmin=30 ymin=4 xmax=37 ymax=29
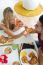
xmin=0 ymin=27 xmax=25 ymax=36
xmin=13 ymin=27 xmax=25 ymax=35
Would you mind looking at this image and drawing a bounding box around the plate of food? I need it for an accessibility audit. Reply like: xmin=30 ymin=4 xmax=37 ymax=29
xmin=0 ymin=35 xmax=14 ymax=45
xmin=20 ymin=49 xmax=38 ymax=65
xmin=0 ymin=45 xmax=20 ymax=65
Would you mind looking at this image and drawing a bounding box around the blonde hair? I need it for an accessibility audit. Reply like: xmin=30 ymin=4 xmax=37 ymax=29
xmin=3 ymin=7 xmax=15 ymax=30
xmin=3 ymin=7 xmax=13 ymax=16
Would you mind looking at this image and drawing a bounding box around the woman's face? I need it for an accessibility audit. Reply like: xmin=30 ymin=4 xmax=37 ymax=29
xmin=15 ymin=19 xmax=23 ymax=27
xmin=35 ymin=21 xmax=42 ymax=33
xmin=4 ymin=12 xmax=13 ymax=21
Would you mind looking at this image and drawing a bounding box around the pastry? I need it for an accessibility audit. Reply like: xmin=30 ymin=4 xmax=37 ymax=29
xmin=0 ymin=35 xmax=13 ymax=44
xmin=21 ymin=56 xmax=28 ymax=63
xmin=4 ymin=47 xmax=12 ymax=54
xmin=29 ymin=52 xmax=35 ymax=58
xmin=12 ymin=61 xmax=20 ymax=65
xmin=29 ymin=56 xmax=37 ymax=64
xmin=29 ymin=52 xmax=38 ymax=64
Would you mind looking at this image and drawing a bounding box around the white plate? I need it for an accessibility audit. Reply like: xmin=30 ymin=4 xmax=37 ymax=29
xmin=20 ymin=49 xmax=38 ymax=65
xmin=0 ymin=45 xmax=19 ymax=65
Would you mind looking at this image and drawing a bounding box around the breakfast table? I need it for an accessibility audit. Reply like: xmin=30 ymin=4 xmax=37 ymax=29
xmin=0 ymin=0 xmax=42 ymax=65
xmin=0 ymin=49 xmax=19 ymax=65
xmin=0 ymin=30 xmax=39 ymax=65
xmin=0 ymin=29 xmax=38 ymax=52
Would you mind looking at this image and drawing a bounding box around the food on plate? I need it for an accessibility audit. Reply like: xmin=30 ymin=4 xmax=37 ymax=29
xmin=21 ymin=51 xmax=38 ymax=64
xmin=21 ymin=56 xmax=28 ymax=63
xmin=29 ymin=52 xmax=38 ymax=64
xmin=0 ymin=54 xmax=8 ymax=63
xmin=24 ymin=28 xmax=35 ymax=35
xmin=4 ymin=47 xmax=12 ymax=54
xmin=12 ymin=61 xmax=20 ymax=65
xmin=26 ymin=28 xmax=35 ymax=33
xmin=29 ymin=56 xmax=37 ymax=64
xmin=20 ymin=51 xmax=27 ymax=57
xmin=0 ymin=35 xmax=13 ymax=44
xmin=29 ymin=52 xmax=35 ymax=58
xmin=0 ymin=36 xmax=7 ymax=43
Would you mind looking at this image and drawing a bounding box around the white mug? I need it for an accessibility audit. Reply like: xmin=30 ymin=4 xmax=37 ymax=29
xmin=39 ymin=0 xmax=43 ymax=6
xmin=23 ymin=0 xmax=39 ymax=10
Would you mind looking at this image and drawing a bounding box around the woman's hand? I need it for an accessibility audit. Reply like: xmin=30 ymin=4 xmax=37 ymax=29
xmin=23 ymin=27 xmax=35 ymax=36
xmin=23 ymin=26 xmax=29 ymax=36
xmin=23 ymin=30 xmax=29 ymax=36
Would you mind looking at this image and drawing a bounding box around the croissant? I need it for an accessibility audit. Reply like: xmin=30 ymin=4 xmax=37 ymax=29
xmin=0 ymin=35 xmax=13 ymax=44
xmin=26 ymin=28 xmax=35 ymax=33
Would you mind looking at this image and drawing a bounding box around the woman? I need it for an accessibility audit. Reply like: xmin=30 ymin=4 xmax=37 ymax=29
xmin=0 ymin=7 xmax=25 ymax=38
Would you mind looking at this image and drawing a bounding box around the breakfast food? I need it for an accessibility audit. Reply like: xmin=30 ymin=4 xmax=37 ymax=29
xmin=21 ymin=51 xmax=38 ymax=65
xmin=29 ymin=52 xmax=37 ymax=64
xmin=20 ymin=51 xmax=27 ymax=57
xmin=29 ymin=52 xmax=35 ymax=58
xmin=26 ymin=28 xmax=35 ymax=33
xmin=21 ymin=56 xmax=28 ymax=63
xmin=0 ymin=35 xmax=13 ymax=44
xmin=29 ymin=56 xmax=37 ymax=64
xmin=4 ymin=47 xmax=12 ymax=54
xmin=0 ymin=36 xmax=7 ymax=43
xmin=12 ymin=61 xmax=20 ymax=65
